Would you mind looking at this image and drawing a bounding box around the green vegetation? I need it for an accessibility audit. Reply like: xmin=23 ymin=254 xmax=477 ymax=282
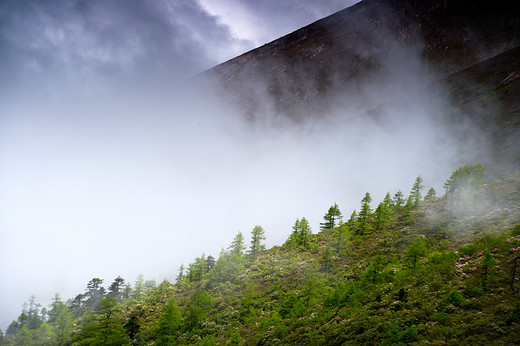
xmin=3 ymin=165 xmax=520 ymax=345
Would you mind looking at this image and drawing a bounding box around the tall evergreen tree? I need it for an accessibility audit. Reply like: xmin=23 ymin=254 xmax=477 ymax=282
xmin=289 ymin=217 xmax=312 ymax=248
xmin=228 ymin=232 xmax=246 ymax=257
xmin=357 ymin=193 xmax=373 ymax=235
xmin=347 ymin=210 xmax=357 ymax=229
xmin=248 ymin=225 xmax=266 ymax=258
xmin=53 ymin=304 xmax=73 ymax=345
xmin=185 ymin=290 xmax=213 ymax=331
xmin=424 ymin=187 xmax=436 ymax=201
xmin=383 ymin=192 xmax=394 ymax=208
xmin=406 ymin=238 xmax=428 ymax=267
xmin=206 ymin=255 xmax=216 ymax=271
xmin=156 ymin=298 xmax=181 ymax=345
xmin=393 ymin=190 xmax=405 ymax=212
xmin=25 ymin=296 xmax=43 ymax=330
xmin=320 ymin=203 xmax=342 ymax=230
xmin=176 ymin=264 xmax=185 ymax=282
xmin=374 ymin=201 xmax=391 ymax=231
xmin=410 ymin=175 xmax=425 ymax=208
xmin=15 ymin=326 xmax=32 ymax=346
xmin=108 ymin=276 xmax=126 ymax=302
xmin=85 ymin=278 xmax=105 ymax=309
xmin=34 ymin=323 xmax=53 ymax=346
xmin=133 ymin=275 xmax=145 ymax=299
xmin=76 ymin=296 xmax=129 ymax=345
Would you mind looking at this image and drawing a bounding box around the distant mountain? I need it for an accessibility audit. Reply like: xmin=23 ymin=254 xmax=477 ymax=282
xmin=203 ymin=0 xmax=519 ymax=117
xmin=200 ymin=0 xmax=520 ymax=171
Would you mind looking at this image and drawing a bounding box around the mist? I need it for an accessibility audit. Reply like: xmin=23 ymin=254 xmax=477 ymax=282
xmin=0 ymin=0 xmax=488 ymax=330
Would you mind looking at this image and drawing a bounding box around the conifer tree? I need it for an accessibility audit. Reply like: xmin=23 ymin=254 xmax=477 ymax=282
xmin=410 ymin=175 xmax=425 ymax=208
xmin=176 ymin=264 xmax=185 ymax=282
xmin=248 ymin=225 xmax=266 ymax=258
xmin=374 ymin=201 xmax=391 ymax=231
xmin=321 ymin=247 xmax=333 ymax=271
xmin=289 ymin=217 xmax=312 ymax=248
xmin=357 ymin=193 xmax=373 ymax=235
xmin=85 ymin=278 xmax=105 ymax=309
xmin=320 ymin=203 xmax=342 ymax=230
xmin=347 ymin=210 xmax=357 ymax=229
xmin=53 ymin=305 xmax=73 ymax=345
xmin=34 ymin=323 xmax=53 ymax=345
xmin=156 ymin=298 xmax=181 ymax=344
xmin=333 ymin=223 xmax=349 ymax=254
xmin=16 ymin=326 xmax=32 ymax=346
xmin=206 ymin=255 xmax=216 ymax=271
xmin=78 ymin=296 xmax=129 ymax=345
xmin=383 ymin=192 xmax=394 ymax=208
xmin=185 ymin=290 xmax=213 ymax=331
xmin=228 ymin=232 xmax=246 ymax=257
xmin=424 ymin=187 xmax=436 ymax=201
xmin=406 ymin=238 xmax=428 ymax=267
xmin=393 ymin=190 xmax=405 ymax=213
xmin=108 ymin=276 xmax=126 ymax=302
xmin=133 ymin=275 xmax=145 ymax=299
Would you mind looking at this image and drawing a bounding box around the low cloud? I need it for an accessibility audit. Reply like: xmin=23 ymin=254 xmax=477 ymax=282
xmin=0 ymin=0 xmax=490 ymax=330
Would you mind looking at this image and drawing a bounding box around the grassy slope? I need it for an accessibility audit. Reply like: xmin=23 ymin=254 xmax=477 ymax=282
xmin=117 ymin=171 xmax=520 ymax=345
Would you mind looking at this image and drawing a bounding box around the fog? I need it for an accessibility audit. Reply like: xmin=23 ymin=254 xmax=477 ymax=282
xmin=0 ymin=0 xmax=487 ymax=330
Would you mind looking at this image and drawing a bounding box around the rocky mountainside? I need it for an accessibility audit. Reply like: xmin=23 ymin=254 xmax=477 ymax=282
xmin=203 ymin=0 xmax=519 ymax=119
xmin=200 ymin=0 xmax=520 ymax=173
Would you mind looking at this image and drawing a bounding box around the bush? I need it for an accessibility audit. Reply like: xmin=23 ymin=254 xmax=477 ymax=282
xmin=511 ymin=224 xmax=520 ymax=236
xmin=446 ymin=290 xmax=464 ymax=307
xmin=383 ymin=326 xmax=419 ymax=344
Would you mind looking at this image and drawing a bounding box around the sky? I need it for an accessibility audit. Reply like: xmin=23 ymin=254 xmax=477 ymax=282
xmin=0 ymin=0 xmax=478 ymax=330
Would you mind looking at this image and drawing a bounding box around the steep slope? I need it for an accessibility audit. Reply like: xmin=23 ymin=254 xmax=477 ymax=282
xmin=5 ymin=167 xmax=519 ymax=344
xmin=203 ymin=0 xmax=520 ymax=120
xmin=443 ymin=45 xmax=520 ymax=175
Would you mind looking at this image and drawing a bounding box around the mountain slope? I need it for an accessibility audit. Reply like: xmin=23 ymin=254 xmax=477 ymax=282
xmin=203 ymin=0 xmax=520 ymax=120
xmin=4 ymin=167 xmax=519 ymax=345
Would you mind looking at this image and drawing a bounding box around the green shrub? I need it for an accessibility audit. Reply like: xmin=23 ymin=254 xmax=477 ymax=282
xmin=511 ymin=224 xmax=520 ymax=236
xmin=446 ymin=290 xmax=464 ymax=307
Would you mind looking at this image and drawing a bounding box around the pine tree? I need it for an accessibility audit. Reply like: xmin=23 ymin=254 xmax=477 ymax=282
xmin=393 ymin=190 xmax=405 ymax=212
xmin=320 ymin=203 xmax=342 ymax=230
xmin=108 ymin=276 xmax=126 ymax=302
xmin=347 ymin=210 xmax=357 ymax=229
xmin=406 ymin=238 xmax=428 ymax=267
xmin=85 ymin=278 xmax=105 ymax=309
xmin=185 ymin=290 xmax=213 ymax=331
xmin=321 ymin=247 xmax=334 ymax=271
xmin=77 ymin=296 xmax=129 ymax=345
xmin=133 ymin=275 xmax=145 ymax=299
xmin=357 ymin=193 xmax=373 ymax=235
xmin=248 ymin=225 xmax=266 ymax=258
xmin=289 ymin=217 xmax=312 ymax=248
xmin=176 ymin=264 xmax=185 ymax=282
xmin=383 ymin=192 xmax=394 ymax=208
xmin=156 ymin=298 xmax=181 ymax=344
xmin=15 ymin=326 xmax=32 ymax=346
xmin=206 ymin=255 xmax=216 ymax=271
xmin=410 ymin=175 xmax=425 ymax=208
xmin=228 ymin=232 xmax=246 ymax=257
xmin=333 ymin=223 xmax=349 ymax=254
xmin=424 ymin=187 xmax=436 ymax=201
xmin=374 ymin=201 xmax=391 ymax=231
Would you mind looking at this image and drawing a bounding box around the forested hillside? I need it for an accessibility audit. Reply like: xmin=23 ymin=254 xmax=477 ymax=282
xmin=3 ymin=165 xmax=520 ymax=345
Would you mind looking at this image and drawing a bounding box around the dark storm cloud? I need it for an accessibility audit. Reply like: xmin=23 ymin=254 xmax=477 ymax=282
xmin=0 ymin=0 xmax=254 ymax=90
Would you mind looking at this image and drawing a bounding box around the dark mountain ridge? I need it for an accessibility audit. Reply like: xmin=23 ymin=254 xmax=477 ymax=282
xmin=200 ymin=0 xmax=520 ymax=173
xmin=203 ymin=0 xmax=519 ymax=118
